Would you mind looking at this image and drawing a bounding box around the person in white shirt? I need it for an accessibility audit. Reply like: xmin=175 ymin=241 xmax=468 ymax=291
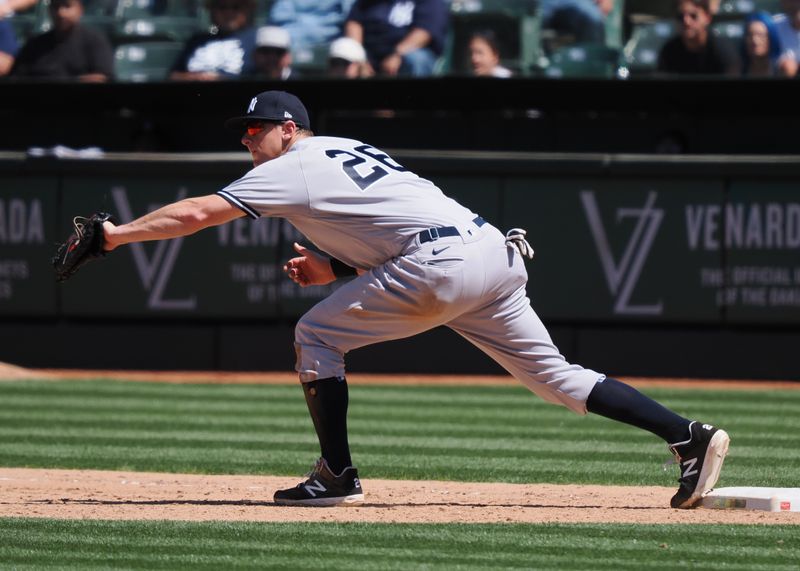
xmin=468 ymin=30 xmax=511 ymax=77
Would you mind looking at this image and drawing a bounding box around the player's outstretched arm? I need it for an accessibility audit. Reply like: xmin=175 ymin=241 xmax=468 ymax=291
xmin=283 ymin=243 xmax=338 ymax=287
xmin=103 ymin=194 xmax=244 ymax=251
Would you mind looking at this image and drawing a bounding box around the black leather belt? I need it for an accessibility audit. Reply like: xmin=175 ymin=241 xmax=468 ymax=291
xmin=418 ymin=216 xmax=486 ymax=244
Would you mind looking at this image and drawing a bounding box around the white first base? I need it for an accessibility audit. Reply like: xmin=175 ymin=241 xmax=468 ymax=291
xmin=701 ymin=487 xmax=800 ymax=512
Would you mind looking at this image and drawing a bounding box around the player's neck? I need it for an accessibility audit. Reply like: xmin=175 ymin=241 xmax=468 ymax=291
xmin=286 ymin=132 xmax=312 ymax=152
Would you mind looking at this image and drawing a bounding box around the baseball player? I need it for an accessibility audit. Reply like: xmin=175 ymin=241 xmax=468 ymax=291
xmin=98 ymin=90 xmax=729 ymax=509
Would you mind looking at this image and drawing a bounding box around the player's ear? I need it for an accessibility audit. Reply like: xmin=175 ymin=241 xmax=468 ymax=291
xmin=281 ymin=120 xmax=297 ymax=139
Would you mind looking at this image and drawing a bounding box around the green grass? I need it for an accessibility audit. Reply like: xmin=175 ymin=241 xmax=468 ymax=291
xmin=0 ymin=379 xmax=799 ymax=488
xmin=1 ymin=518 xmax=799 ymax=570
xmin=2 ymin=379 xmax=799 ymax=570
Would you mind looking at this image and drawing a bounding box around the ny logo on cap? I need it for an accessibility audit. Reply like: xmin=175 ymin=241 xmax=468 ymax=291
xmin=248 ymin=97 xmax=257 ymax=114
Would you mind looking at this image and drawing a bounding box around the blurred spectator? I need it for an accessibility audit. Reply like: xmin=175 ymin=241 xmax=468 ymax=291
xmin=540 ymin=0 xmax=615 ymax=47
xmin=10 ymin=0 xmax=113 ymax=81
xmin=742 ymin=10 xmax=797 ymax=77
xmin=657 ymin=0 xmax=740 ymax=75
xmin=268 ymin=0 xmax=355 ymax=58
xmin=252 ymin=25 xmax=295 ymax=79
xmin=0 ymin=19 xmax=18 ymax=76
xmin=327 ymin=35 xmax=371 ymax=77
xmin=774 ymin=0 xmax=800 ymax=65
xmin=344 ymin=0 xmax=449 ymax=77
xmin=170 ymin=0 xmax=257 ymax=81
xmin=468 ymin=30 xmax=511 ymax=77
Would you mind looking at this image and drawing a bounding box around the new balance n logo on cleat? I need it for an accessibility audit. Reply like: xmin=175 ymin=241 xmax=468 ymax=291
xmin=680 ymin=457 xmax=698 ymax=478
xmin=274 ymin=458 xmax=365 ymax=507
xmin=668 ymin=421 xmax=730 ymax=509
xmin=303 ymin=479 xmax=328 ymax=498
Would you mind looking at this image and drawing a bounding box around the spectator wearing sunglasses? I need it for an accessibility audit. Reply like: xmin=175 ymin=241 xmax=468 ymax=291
xmin=657 ymin=0 xmax=740 ymax=76
xmin=170 ymin=0 xmax=258 ymax=81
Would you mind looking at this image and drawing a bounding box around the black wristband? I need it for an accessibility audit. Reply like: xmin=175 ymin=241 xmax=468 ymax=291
xmin=330 ymin=257 xmax=358 ymax=279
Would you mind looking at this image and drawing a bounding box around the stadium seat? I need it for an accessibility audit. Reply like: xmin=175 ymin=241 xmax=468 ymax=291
xmin=543 ymin=43 xmax=621 ymax=78
xmin=622 ymin=19 xmax=676 ymax=76
xmin=115 ymin=0 xmax=203 ymax=17
xmin=113 ymin=15 xmax=204 ymax=42
xmin=711 ymin=19 xmax=745 ymax=45
xmin=717 ymin=0 xmax=782 ymax=17
xmin=291 ymin=43 xmax=331 ymax=78
xmin=604 ymin=0 xmax=624 ymax=49
xmin=114 ymin=40 xmax=183 ymax=81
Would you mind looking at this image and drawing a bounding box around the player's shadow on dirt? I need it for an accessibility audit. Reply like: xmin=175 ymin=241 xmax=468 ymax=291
xmin=360 ymin=502 xmax=658 ymax=510
xmin=34 ymin=499 xmax=275 ymax=507
xmin=34 ymin=499 xmax=658 ymax=510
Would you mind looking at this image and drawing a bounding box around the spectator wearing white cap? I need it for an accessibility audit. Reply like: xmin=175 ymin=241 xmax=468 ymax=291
xmin=327 ymin=36 xmax=371 ymax=78
xmin=253 ymin=25 xmax=295 ymax=79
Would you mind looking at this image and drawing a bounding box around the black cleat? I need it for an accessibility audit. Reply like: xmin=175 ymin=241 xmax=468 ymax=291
xmin=274 ymin=458 xmax=364 ymax=507
xmin=668 ymin=421 xmax=730 ymax=509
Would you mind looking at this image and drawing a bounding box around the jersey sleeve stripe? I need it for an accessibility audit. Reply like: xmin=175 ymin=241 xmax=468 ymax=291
xmin=216 ymin=190 xmax=260 ymax=219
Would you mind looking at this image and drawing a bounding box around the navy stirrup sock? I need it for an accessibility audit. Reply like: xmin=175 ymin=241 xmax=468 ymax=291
xmin=586 ymin=377 xmax=690 ymax=443
xmin=302 ymin=376 xmax=353 ymax=474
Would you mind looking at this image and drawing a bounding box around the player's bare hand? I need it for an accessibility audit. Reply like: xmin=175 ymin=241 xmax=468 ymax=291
xmin=283 ymin=242 xmax=336 ymax=287
xmin=101 ymin=220 xmax=119 ymax=251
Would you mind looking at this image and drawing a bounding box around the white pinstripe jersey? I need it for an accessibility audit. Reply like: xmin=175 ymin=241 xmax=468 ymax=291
xmin=217 ymin=136 xmax=479 ymax=269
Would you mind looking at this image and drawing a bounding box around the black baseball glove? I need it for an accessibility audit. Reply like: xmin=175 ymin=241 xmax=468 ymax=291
xmin=52 ymin=212 xmax=117 ymax=282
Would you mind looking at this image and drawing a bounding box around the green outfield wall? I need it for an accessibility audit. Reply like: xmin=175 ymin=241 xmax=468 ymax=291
xmin=1 ymin=151 xmax=799 ymax=379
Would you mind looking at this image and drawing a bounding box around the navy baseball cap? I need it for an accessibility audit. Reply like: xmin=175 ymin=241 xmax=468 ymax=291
xmin=224 ymin=91 xmax=310 ymax=131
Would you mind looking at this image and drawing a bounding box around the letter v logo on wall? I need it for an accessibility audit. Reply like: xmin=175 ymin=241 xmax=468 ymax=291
xmin=580 ymin=190 xmax=664 ymax=315
xmin=111 ymin=186 xmax=197 ymax=310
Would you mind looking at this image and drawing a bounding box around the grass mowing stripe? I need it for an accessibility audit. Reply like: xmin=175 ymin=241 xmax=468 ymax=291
xmin=12 ymin=379 xmax=800 ymax=411
xmin=3 ymin=395 xmax=302 ymax=416
xmin=2 ymin=380 xmax=799 ymax=486
xmin=1 ymin=519 xmax=798 ymax=571
xmin=6 ymin=379 xmax=800 ymax=405
xmin=0 ymin=414 xmax=568 ymax=438
xmin=0 ymin=426 xmax=666 ymax=456
xmin=7 ymin=383 xmax=800 ymax=424
xmin=0 ymin=410 xmax=313 ymax=431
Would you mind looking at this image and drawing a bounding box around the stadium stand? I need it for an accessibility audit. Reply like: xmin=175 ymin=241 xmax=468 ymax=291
xmin=114 ymin=38 xmax=182 ymax=80
xmin=10 ymin=0 xmax=792 ymax=81
xmin=543 ymin=41 xmax=621 ymax=78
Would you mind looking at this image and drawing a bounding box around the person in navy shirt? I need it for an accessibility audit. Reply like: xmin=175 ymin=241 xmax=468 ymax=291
xmin=170 ymin=0 xmax=258 ymax=81
xmin=344 ymin=0 xmax=448 ymax=76
xmin=0 ymin=18 xmax=19 ymax=76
